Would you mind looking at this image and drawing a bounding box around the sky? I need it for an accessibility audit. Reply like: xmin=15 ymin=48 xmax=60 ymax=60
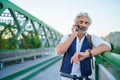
xmin=10 ymin=0 xmax=120 ymax=37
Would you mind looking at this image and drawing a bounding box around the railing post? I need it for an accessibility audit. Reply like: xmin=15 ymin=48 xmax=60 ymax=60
xmin=95 ymin=55 xmax=104 ymax=80
xmin=0 ymin=62 xmax=4 ymax=70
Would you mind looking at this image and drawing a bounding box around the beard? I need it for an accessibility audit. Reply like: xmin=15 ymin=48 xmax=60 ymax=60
xmin=77 ymin=26 xmax=88 ymax=34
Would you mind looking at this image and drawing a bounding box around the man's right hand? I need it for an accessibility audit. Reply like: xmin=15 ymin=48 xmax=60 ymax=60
xmin=71 ymin=24 xmax=78 ymax=36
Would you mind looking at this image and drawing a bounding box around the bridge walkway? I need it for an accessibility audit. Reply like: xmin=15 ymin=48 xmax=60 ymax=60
xmin=0 ymin=54 xmax=61 ymax=80
xmin=0 ymin=53 xmax=95 ymax=80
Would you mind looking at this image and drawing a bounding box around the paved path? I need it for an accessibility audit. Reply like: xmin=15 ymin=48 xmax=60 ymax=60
xmin=31 ymin=60 xmax=61 ymax=80
xmin=0 ymin=54 xmax=95 ymax=80
xmin=0 ymin=54 xmax=61 ymax=80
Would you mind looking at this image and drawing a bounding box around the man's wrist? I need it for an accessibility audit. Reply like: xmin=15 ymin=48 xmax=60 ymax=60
xmin=87 ymin=49 xmax=92 ymax=57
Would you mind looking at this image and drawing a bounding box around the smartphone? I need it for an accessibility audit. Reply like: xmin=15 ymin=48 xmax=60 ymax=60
xmin=76 ymin=25 xmax=80 ymax=31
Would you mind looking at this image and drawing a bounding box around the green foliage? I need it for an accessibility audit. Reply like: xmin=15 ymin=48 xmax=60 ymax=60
xmin=110 ymin=43 xmax=114 ymax=51
xmin=20 ymin=32 xmax=42 ymax=49
xmin=0 ymin=38 xmax=17 ymax=49
xmin=112 ymin=46 xmax=120 ymax=54
xmin=0 ymin=25 xmax=17 ymax=50
xmin=110 ymin=43 xmax=120 ymax=54
xmin=0 ymin=24 xmax=42 ymax=50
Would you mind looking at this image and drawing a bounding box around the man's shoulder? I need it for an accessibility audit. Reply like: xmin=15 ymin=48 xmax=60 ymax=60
xmin=60 ymin=34 xmax=69 ymax=43
xmin=86 ymin=34 xmax=100 ymax=39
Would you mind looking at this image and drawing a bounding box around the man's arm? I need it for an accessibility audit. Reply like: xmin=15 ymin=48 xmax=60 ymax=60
xmin=56 ymin=32 xmax=77 ymax=55
xmin=56 ymin=25 xmax=78 ymax=55
xmin=88 ymin=43 xmax=111 ymax=56
xmin=71 ymin=43 xmax=111 ymax=64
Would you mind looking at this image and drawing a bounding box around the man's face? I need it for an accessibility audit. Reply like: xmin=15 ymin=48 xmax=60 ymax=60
xmin=76 ymin=16 xmax=90 ymax=34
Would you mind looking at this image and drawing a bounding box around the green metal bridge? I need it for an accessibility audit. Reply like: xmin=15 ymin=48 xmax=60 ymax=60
xmin=0 ymin=0 xmax=62 ymax=49
xmin=0 ymin=0 xmax=120 ymax=80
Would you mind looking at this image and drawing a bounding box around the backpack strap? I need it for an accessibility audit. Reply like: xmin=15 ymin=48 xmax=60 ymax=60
xmin=86 ymin=34 xmax=93 ymax=49
xmin=86 ymin=34 xmax=94 ymax=69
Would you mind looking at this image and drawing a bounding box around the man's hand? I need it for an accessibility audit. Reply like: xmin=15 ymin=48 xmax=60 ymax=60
xmin=71 ymin=24 xmax=78 ymax=35
xmin=71 ymin=50 xmax=90 ymax=64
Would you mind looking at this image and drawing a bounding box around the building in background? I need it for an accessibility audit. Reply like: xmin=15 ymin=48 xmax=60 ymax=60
xmin=106 ymin=32 xmax=120 ymax=46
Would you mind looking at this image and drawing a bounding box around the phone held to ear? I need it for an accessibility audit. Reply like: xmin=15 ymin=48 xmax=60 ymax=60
xmin=76 ymin=25 xmax=80 ymax=31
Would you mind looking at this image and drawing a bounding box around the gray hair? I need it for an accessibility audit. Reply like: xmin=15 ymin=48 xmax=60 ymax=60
xmin=74 ymin=12 xmax=92 ymax=25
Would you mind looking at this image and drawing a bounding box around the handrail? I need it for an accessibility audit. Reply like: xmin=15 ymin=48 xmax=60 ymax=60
xmin=100 ymin=52 xmax=120 ymax=70
xmin=95 ymin=52 xmax=120 ymax=80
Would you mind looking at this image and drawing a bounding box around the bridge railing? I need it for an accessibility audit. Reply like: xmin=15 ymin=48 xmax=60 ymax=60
xmin=95 ymin=52 xmax=120 ymax=80
xmin=0 ymin=47 xmax=55 ymax=70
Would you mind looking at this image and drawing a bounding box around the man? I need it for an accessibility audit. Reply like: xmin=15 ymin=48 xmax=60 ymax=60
xmin=56 ymin=12 xmax=111 ymax=80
